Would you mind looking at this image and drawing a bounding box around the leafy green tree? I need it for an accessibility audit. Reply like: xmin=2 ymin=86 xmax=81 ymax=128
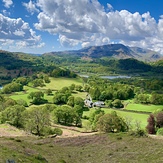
xmin=53 ymin=105 xmax=74 ymax=125
xmin=0 ymin=105 xmax=26 ymax=128
xmin=14 ymin=77 xmax=28 ymax=85
xmin=73 ymin=105 xmax=83 ymax=127
xmin=30 ymin=79 xmax=45 ymax=87
xmin=3 ymin=98 xmax=17 ymax=109
xmin=156 ymin=128 xmax=163 ymax=136
xmin=150 ymin=93 xmax=163 ymax=105
xmin=111 ymin=99 xmax=124 ymax=108
xmin=89 ymin=87 xmax=101 ymax=100
xmin=28 ymin=91 xmax=47 ymax=105
xmin=135 ymin=93 xmax=150 ymax=104
xmin=69 ymin=84 xmax=75 ymax=91
xmin=45 ymin=89 xmax=53 ymax=95
xmin=75 ymin=85 xmax=83 ymax=92
xmin=23 ymin=107 xmax=50 ymax=136
xmin=53 ymin=90 xmax=71 ymax=105
xmin=89 ymin=108 xmax=105 ymax=131
xmin=0 ymin=95 xmax=5 ymax=111
xmin=2 ymin=82 xmax=23 ymax=94
xmin=67 ymin=96 xmax=75 ymax=107
xmin=97 ymin=111 xmax=128 ymax=133
xmin=53 ymin=105 xmax=82 ymax=126
xmin=44 ymin=75 xmax=50 ymax=83
xmin=74 ymin=97 xmax=84 ymax=108
xmin=16 ymin=99 xmax=28 ymax=107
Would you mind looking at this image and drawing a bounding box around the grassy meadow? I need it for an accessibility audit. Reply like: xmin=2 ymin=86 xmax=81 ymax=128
xmin=9 ymin=77 xmax=162 ymax=130
xmin=1 ymin=133 xmax=163 ymax=163
xmin=125 ymin=103 xmax=163 ymax=113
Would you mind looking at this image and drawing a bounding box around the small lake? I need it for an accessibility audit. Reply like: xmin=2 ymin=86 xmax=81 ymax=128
xmin=79 ymin=74 xmax=131 ymax=79
xmin=100 ymin=75 xmax=131 ymax=79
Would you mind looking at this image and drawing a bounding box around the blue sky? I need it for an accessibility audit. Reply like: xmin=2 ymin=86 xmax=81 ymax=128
xmin=0 ymin=0 xmax=163 ymax=54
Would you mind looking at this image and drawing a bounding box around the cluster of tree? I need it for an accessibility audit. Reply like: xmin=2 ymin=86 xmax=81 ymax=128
xmin=0 ymin=103 xmax=62 ymax=136
xmin=135 ymin=93 xmax=163 ymax=105
xmin=28 ymin=91 xmax=47 ymax=105
xmin=88 ymin=109 xmax=129 ymax=133
xmin=53 ymin=85 xmax=83 ymax=105
xmin=86 ymin=78 xmax=135 ymax=101
xmin=50 ymin=68 xmax=77 ymax=78
xmin=53 ymin=105 xmax=83 ymax=127
xmin=2 ymin=82 xmax=23 ymax=94
xmin=0 ymin=95 xmax=27 ymax=111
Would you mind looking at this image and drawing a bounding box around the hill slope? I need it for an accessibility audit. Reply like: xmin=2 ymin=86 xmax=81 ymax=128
xmin=44 ymin=44 xmax=163 ymax=62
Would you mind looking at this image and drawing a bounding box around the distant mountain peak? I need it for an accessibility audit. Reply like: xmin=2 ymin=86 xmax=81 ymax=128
xmin=44 ymin=44 xmax=163 ymax=62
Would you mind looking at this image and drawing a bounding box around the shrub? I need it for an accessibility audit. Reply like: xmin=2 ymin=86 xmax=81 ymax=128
xmin=146 ymin=114 xmax=156 ymax=134
xmin=156 ymin=128 xmax=163 ymax=136
xmin=129 ymin=129 xmax=146 ymax=137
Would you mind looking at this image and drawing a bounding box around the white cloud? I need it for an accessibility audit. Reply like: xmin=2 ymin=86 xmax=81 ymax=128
xmin=33 ymin=0 xmax=163 ymax=53
xmin=22 ymin=0 xmax=39 ymax=15
xmin=107 ymin=3 xmax=113 ymax=11
xmin=2 ymin=0 xmax=13 ymax=8
xmin=0 ymin=14 xmax=44 ymax=50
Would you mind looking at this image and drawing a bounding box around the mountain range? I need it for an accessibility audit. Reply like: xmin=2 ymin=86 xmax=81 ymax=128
xmin=44 ymin=44 xmax=163 ymax=62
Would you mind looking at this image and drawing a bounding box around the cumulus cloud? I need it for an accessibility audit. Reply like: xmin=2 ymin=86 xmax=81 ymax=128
xmin=22 ymin=0 xmax=39 ymax=15
xmin=2 ymin=0 xmax=13 ymax=8
xmin=0 ymin=14 xmax=44 ymax=49
xmin=32 ymin=0 xmax=163 ymax=53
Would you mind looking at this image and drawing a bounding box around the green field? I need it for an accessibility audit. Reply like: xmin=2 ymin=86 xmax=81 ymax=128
xmin=43 ymin=77 xmax=83 ymax=90
xmin=83 ymin=108 xmax=149 ymax=129
xmin=10 ymin=77 xmax=85 ymax=105
xmin=125 ymin=103 xmax=163 ymax=113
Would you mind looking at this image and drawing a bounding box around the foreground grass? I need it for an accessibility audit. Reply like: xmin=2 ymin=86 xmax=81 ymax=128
xmin=0 ymin=133 xmax=163 ymax=163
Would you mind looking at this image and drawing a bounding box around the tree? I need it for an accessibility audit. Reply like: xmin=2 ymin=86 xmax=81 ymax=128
xmin=89 ymin=108 xmax=105 ymax=131
xmin=97 ymin=111 xmax=128 ymax=133
xmin=146 ymin=114 xmax=156 ymax=134
xmin=53 ymin=91 xmax=71 ymax=105
xmin=150 ymin=93 xmax=163 ymax=105
xmin=67 ymin=96 xmax=75 ymax=107
xmin=23 ymin=107 xmax=50 ymax=136
xmin=30 ymin=79 xmax=45 ymax=87
xmin=0 ymin=95 xmax=5 ymax=111
xmin=14 ymin=77 xmax=28 ymax=85
xmin=45 ymin=89 xmax=53 ymax=95
xmin=44 ymin=75 xmax=50 ymax=83
xmin=89 ymin=87 xmax=101 ymax=100
xmin=28 ymin=91 xmax=47 ymax=105
xmin=111 ymin=99 xmax=124 ymax=108
xmin=0 ymin=105 xmax=26 ymax=128
xmin=2 ymin=82 xmax=23 ymax=94
xmin=53 ymin=105 xmax=74 ymax=125
xmin=53 ymin=105 xmax=83 ymax=126
xmin=156 ymin=112 xmax=163 ymax=128
xmin=75 ymin=85 xmax=83 ymax=92
xmin=74 ymin=97 xmax=84 ymax=108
